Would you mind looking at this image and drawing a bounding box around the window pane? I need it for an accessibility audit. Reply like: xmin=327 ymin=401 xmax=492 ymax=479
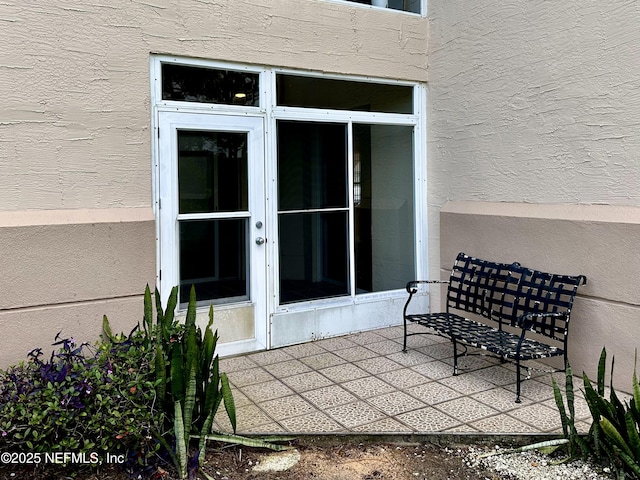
xmin=162 ymin=63 xmax=259 ymax=106
xmin=179 ymin=219 xmax=248 ymax=305
xmin=342 ymin=0 xmax=420 ymax=14
xmin=277 ymin=75 xmax=413 ymax=114
xmin=277 ymin=121 xmax=347 ymax=210
xmin=178 ymin=130 xmax=248 ymax=214
xmin=279 ymin=212 xmax=349 ymax=303
xmin=353 ymin=124 xmax=415 ymax=293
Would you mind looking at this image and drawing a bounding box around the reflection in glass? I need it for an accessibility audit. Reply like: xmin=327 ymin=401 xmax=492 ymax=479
xmin=353 ymin=124 xmax=415 ymax=293
xmin=179 ymin=219 xmax=248 ymax=305
xmin=279 ymin=212 xmax=349 ymax=303
xmin=277 ymin=121 xmax=347 ymax=211
xmin=178 ymin=130 xmax=248 ymax=214
xmin=162 ymin=63 xmax=259 ymax=106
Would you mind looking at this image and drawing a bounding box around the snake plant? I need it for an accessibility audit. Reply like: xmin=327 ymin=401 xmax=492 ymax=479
xmin=148 ymin=285 xmax=289 ymax=479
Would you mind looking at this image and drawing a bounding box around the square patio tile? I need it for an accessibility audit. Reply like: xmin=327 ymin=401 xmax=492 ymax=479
xmin=314 ymin=336 xmax=359 ymax=351
xmin=469 ymin=365 xmax=521 ymax=386
xmin=367 ymin=391 xmax=427 ymax=416
xmin=386 ymin=350 xmax=432 ymax=367
xmin=351 ymin=417 xmax=413 ymax=433
xmin=264 ymin=359 xmax=312 ymax=378
xmin=374 ymin=326 xmax=406 ymax=340
xmin=227 ymin=367 xmax=275 ymax=387
xmin=281 ymin=371 xmax=335 ymax=392
xmin=416 ymin=343 xmax=456 ymax=360
xmin=233 ymin=404 xmax=277 ymax=432
xmin=355 ymin=356 xmax=404 ymax=374
xmin=220 ymin=355 xmax=259 ymax=373
xmin=470 ymin=413 xmax=544 ymax=434
xmin=226 ymin=388 xmax=253 ymax=408
xmin=247 ymin=349 xmax=294 ymax=366
xmin=396 ymin=406 xmax=461 ymax=432
xmin=334 ymin=345 xmax=380 ymax=362
xmin=239 ymin=379 xmax=294 ymax=403
xmin=377 ymin=368 xmax=431 ymax=390
xmin=542 ymin=392 xmax=591 ymax=422
xmin=404 ymin=333 xmax=442 ymax=349
xmin=504 ymin=378 xmax=556 ymax=402
xmin=258 ymin=395 xmax=318 ymax=421
xmin=299 ymin=352 xmax=347 ymax=370
xmin=325 ymin=401 xmax=386 ymax=428
xmin=442 ymin=354 xmax=500 ymax=372
xmin=279 ymin=411 xmax=344 ymax=433
xmin=342 ymin=376 xmax=396 ymax=398
xmin=507 ymin=403 xmax=562 ymax=432
xmin=319 ymin=363 xmax=369 ymax=383
xmin=281 ymin=342 xmax=328 ymax=358
xmin=366 ymin=339 xmax=405 ymax=355
xmin=410 ymin=360 xmax=454 ymax=380
xmin=438 ymin=374 xmax=496 ymax=395
xmin=301 ymin=385 xmax=358 ymax=409
xmin=435 ymin=396 xmax=500 ymax=424
xmin=405 ymin=382 xmax=462 ymax=405
xmin=472 ymin=387 xmax=535 ymax=411
xmin=347 ymin=331 xmax=388 ymax=346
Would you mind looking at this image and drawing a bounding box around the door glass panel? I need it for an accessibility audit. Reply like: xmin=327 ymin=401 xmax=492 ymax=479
xmin=162 ymin=64 xmax=259 ymax=106
xmin=277 ymin=120 xmax=350 ymax=304
xmin=178 ymin=130 xmax=248 ymax=214
xmin=279 ymin=212 xmax=349 ymax=304
xmin=277 ymin=121 xmax=347 ymax=210
xmin=353 ymin=124 xmax=415 ymax=293
xmin=179 ymin=219 xmax=248 ymax=305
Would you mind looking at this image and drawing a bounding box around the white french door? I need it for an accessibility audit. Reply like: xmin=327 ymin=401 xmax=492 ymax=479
xmin=158 ymin=111 xmax=267 ymax=354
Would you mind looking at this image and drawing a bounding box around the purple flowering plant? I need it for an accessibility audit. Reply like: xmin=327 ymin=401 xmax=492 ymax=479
xmin=0 ymin=323 xmax=161 ymax=469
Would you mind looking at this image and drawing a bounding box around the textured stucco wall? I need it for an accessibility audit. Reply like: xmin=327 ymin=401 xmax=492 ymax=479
xmin=0 ymin=0 xmax=428 ymax=365
xmin=1 ymin=0 xmax=428 ymax=213
xmin=428 ymin=1 xmax=640 ymax=271
xmin=429 ymin=1 xmax=640 ymax=387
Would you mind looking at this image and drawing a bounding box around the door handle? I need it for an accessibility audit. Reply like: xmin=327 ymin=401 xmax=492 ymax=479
xmin=255 ymin=237 xmax=266 ymax=245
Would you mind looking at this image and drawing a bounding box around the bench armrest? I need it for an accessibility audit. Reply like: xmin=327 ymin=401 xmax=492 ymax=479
xmin=517 ymin=311 xmax=569 ymax=331
xmin=405 ymin=280 xmax=449 ymax=294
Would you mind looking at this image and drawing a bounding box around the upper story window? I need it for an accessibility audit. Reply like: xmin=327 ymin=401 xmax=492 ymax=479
xmin=344 ymin=0 xmax=421 ymax=14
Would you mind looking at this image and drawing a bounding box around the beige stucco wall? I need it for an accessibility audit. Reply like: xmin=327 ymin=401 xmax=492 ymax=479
xmin=0 ymin=1 xmax=428 ymax=366
xmin=429 ymin=1 xmax=640 ymax=386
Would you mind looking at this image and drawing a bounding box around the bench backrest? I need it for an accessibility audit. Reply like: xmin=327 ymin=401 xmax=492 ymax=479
xmin=446 ymin=252 xmax=586 ymax=341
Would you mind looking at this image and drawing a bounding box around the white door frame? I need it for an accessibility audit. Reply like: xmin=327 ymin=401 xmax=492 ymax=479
xmin=157 ymin=110 xmax=268 ymax=354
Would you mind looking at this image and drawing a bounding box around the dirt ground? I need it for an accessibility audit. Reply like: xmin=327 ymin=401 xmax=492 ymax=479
xmin=200 ymin=442 xmax=505 ymax=480
xmin=0 ymin=442 xmax=507 ymax=480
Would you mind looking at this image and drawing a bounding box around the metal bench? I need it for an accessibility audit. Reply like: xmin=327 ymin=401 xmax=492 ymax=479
xmin=403 ymin=252 xmax=587 ymax=402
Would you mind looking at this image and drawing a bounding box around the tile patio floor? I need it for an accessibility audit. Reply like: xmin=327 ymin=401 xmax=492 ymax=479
xmin=216 ymin=324 xmax=594 ymax=436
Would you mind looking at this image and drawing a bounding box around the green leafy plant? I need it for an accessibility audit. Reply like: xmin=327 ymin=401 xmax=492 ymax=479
xmin=552 ymin=364 xmax=592 ymax=460
xmin=582 ymin=348 xmax=640 ymax=479
xmin=146 ymin=285 xmax=291 ymax=479
xmin=0 ymin=328 xmax=160 ymax=471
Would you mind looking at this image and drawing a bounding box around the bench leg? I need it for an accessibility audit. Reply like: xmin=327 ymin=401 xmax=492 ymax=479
xmin=402 ymin=319 xmax=408 ymax=353
xmin=515 ymin=361 xmax=522 ymax=403
xmin=452 ymin=338 xmax=459 ymax=375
